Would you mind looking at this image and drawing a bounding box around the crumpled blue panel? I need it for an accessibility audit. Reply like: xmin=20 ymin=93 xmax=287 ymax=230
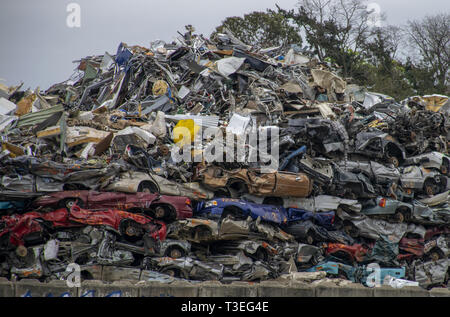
xmin=115 ymin=43 xmax=133 ymax=67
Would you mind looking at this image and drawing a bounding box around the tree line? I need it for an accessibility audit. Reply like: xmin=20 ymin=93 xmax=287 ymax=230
xmin=212 ymin=0 xmax=449 ymax=100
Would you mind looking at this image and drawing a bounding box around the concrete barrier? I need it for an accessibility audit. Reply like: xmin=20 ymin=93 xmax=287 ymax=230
xmin=198 ymin=281 xmax=258 ymax=297
xmin=1 ymin=277 xmax=449 ymax=297
xmin=373 ymin=285 xmax=430 ymax=297
xmin=15 ymin=279 xmax=78 ymax=297
xmin=138 ymin=280 xmax=199 ymax=297
xmin=0 ymin=277 xmax=15 ymax=297
xmin=80 ymin=280 xmax=139 ymax=297
xmin=429 ymin=287 xmax=450 ymax=297
xmin=314 ymin=281 xmax=374 ymax=297
xmin=257 ymin=281 xmax=315 ymax=297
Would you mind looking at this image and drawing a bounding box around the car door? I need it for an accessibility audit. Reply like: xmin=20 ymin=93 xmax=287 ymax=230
xmin=273 ymin=172 xmax=312 ymax=197
xmin=87 ymin=191 xmax=127 ymax=210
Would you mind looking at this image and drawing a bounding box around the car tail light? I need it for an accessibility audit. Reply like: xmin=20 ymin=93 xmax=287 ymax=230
xmin=379 ymin=198 xmax=386 ymax=208
xmin=185 ymin=199 xmax=191 ymax=205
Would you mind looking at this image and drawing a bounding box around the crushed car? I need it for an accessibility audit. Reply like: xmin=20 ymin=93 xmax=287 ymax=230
xmin=33 ymin=190 xmax=193 ymax=221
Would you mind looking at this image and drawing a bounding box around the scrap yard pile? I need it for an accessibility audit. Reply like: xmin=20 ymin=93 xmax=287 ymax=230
xmin=0 ymin=26 xmax=449 ymax=289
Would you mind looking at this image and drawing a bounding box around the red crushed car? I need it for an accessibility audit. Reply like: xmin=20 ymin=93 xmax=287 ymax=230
xmin=69 ymin=205 xmax=166 ymax=241
xmin=0 ymin=206 xmax=166 ymax=248
xmin=325 ymin=243 xmax=369 ymax=263
xmin=424 ymin=227 xmax=450 ymax=241
xmin=398 ymin=237 xmax=424 ymax=261
xmin=33 ymin=190 xmax=192 ymax=221
xmin=0 ymin=209 xmax=77 ymax=247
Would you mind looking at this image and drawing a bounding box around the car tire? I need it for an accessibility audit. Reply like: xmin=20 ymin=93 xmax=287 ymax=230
xmin=138 ymin=182 xmax=159 ymax=194
xmin=119 ymin=219 xmax=143 ymax=240
xmin=59 ymin=198 xmax=84 ymax=210
xmin=387 ymin=155 xmax=400 ymax=168
xmin=423 ymin=179 xmax=437 ymax=196
xmin=394 ymin=209 xmax=410 ymax=223
xmin=429 ymin=249 xmax=444 ymax=262
xmin=153 ymin=205 xmax=174 ymax=221
xmin=165 ymin=246 xmax=185 ymax=259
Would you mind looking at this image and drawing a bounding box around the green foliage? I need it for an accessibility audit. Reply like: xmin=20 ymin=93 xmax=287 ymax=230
xmin=211 ymin=2 xmax=448 ymax=99
xmin=212 ymin=10 xmax=302 ymax=48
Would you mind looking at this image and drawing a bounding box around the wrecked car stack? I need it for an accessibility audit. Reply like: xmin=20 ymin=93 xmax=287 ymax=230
xmin=0 ymin=26 xmax=448 ymax=290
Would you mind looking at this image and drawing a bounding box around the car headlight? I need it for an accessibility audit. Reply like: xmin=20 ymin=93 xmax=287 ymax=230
xmin=204 ymin=200 xmax=218 ymax=208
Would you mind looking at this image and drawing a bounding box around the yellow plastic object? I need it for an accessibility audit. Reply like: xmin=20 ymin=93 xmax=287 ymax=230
xmin=422 ymin=95 xmax=448 ymax=112
xmin=173 ymin=119 xmax=200 ymax=147
xmin=368 ymin=119 xmax=387 ymax=129
xmin=152 ymin=80 xmax=169 ymax=96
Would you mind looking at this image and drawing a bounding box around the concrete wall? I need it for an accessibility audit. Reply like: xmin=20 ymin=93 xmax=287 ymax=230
xmin=1 ymin=278 xmax=449 ymax=297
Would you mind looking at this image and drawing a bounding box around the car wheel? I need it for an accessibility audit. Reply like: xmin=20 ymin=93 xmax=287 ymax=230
xmin=125 ymin=225 xmax=139 ymax=236
xmin=154 ymin=206 xmax=167 ymax=219
xmin=306 ymin=231 xmax=315 ymax=245
xmin=394 ymin=210 xmax=405 ymax=223
xmin=423 ymin=179 xmax=437 ymax=196
xmin=430 ymin=252 xmax=440 ymax=262
xmin=16 ymin=245 xmax=28 ymax=258
xmin=60 ymin=198 xmax=84 ymax=210
xmin=430 ymin=250 xmax=444 ymax=262
xmin=166 ymin=246 xmax=185 ymax=259
xmin=119 ymin=220 xmax=143 ymax=238
xmin=387 ymin=155 xmax=399 ymax=168
xmin=138 ymin=182 xmax=159 ymax=194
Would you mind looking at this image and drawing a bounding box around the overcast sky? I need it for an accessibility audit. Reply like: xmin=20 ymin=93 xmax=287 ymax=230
xmin=0 ymin=0 xmax=448 ymax=90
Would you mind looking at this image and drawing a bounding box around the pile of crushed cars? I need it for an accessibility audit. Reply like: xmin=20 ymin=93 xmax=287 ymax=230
xmin=0 ymin=26 xmax=449 ymax=290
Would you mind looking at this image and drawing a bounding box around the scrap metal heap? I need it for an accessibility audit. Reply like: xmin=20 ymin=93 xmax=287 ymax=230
xmin=0 ymin=26 xmax=449 ymax=289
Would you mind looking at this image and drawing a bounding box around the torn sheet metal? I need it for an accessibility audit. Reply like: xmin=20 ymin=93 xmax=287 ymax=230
xmin=226 ymin=113 xmax=251 ymax=135
xmin=0 ymin=97 xmax=17 ymax=115
xmin=165 ymin=114 xmax=219 ymax=129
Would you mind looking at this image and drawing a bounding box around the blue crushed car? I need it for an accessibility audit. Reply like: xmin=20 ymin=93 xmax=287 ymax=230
xmin=195 ymin=198 xmax=335 ymax=228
